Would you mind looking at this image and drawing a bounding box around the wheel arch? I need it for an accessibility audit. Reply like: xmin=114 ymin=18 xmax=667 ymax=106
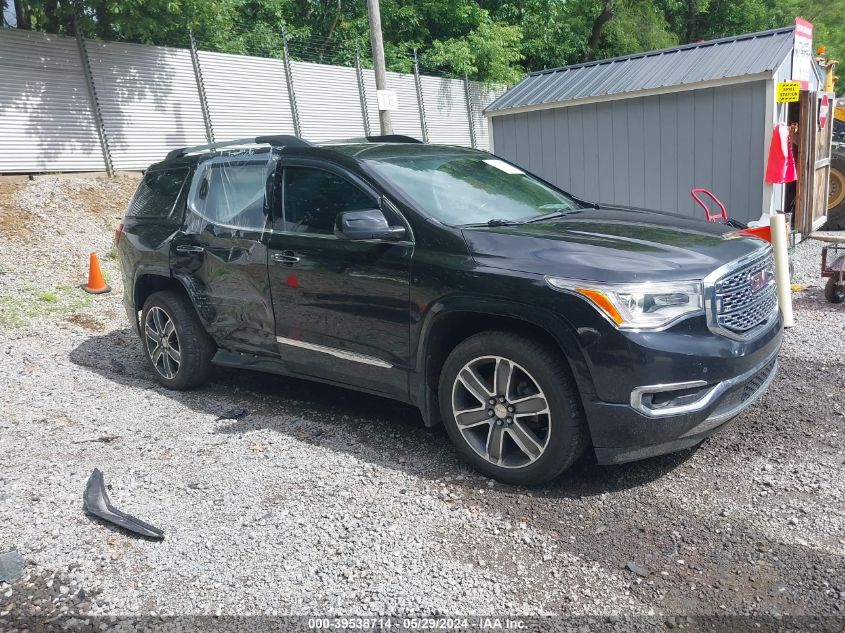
xmin=413 ymin=299 xmax=596 ymax=428
xmin=133 ymin=271 xmax=209 ymax=331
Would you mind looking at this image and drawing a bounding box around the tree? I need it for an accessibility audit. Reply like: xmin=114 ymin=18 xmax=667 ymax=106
xmin=5 ymin=0 xmax=845 ymax=88
xmin=775 ymin=0 xmax=845 ymax=83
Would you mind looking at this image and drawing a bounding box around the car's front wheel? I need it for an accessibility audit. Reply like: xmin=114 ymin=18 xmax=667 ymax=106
xmin=438 ymin=331 xmax=588 ymax=485
xmin=140 ymin=290 xmax=215 ymax=390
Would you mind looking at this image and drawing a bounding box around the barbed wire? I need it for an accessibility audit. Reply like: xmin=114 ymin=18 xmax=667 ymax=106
xmin=66 ymin=17 xmax=470 ymax=80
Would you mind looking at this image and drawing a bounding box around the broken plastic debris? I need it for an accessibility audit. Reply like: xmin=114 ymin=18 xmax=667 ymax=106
xmin=83 ymin=469 xmax=164 ymax=540
xmin=0 ymin=550 xmax=24 ymax=583
xmin=626 ymin=561 xmax=650 ymax=577
xmin=217 ymin=407 xmax=249 ymax=421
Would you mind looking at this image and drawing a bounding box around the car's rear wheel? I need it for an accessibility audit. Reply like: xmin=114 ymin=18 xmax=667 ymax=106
xmin=438 ymin=331 xmax=588 ymax=485
xmin=140 ymin=290 xmax=215 ymax=390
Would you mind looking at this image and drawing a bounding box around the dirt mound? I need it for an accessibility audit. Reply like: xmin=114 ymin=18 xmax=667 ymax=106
xmin=0 ymin=173 xmax=141 ymax=328
xmin=0 ymin=173 xmax=140 ymax=275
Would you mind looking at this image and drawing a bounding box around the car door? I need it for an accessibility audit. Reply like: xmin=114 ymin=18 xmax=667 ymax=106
xmin=169 ymin=150 xmax=278 ymax=355
xmin=266 ymin=159 xmax=413 ymax=397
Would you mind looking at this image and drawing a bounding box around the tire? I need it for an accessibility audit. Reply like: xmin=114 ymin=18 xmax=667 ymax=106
xmin=140 ymin=290 xmax=215 ymax=390
xmin=438 ymin=331 xmax=588 ymax=485
xmin=824 ymin=159 xmax=845 ymax=231
xmin=825 ymin=277 xmax=845 ymax=304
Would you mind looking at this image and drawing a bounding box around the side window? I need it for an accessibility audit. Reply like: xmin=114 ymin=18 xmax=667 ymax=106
xmin=281 ymin=167 xmax=376 ymax=235
xmin=127 ymin=168 xmax=188 ymax=218
xmin=187 ymin=152 xmax=273 ymax=231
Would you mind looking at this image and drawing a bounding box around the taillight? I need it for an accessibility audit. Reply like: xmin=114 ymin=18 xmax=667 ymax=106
xmin=114 ymin=223 xmax=125 ymax=247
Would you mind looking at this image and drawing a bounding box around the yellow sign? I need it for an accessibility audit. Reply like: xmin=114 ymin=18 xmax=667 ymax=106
xmin=776 ymin=81 xmax=800 ymax=103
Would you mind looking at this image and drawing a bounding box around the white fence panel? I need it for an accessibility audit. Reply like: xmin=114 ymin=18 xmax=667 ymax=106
xmin=468 ymin=82 xmax=505 ymax=151
xmin=199 ymin=51 xmax=295 ymax=140
xmin=291 ymin=61 xmax=366 ymax=141
xmin=86 ymin=40 xmax=207 ymax=170
xmin=420 ymin=76 xmax=472 ymax=147
xmin=362 ymin=69 xmax=423 ymax=139
xmin=0 ymin=29 xmax=105 ymax=172
xmin=0 ymin=28 xmax=505 ymax=172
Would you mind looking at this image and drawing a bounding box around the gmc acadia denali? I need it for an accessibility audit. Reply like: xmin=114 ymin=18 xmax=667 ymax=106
xmin=117 ymin=134 xmax=782 ymax=484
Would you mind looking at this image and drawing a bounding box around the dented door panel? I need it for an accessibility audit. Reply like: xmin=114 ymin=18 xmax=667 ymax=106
xmin=170 ymin=221 xmax=276 ymax=355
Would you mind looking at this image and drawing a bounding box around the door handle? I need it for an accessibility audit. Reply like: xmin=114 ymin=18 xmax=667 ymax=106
xmin=272 ymin=251 xmax=301 ymax=265
xmin=176 ymin=245 xmax=205 ymax=254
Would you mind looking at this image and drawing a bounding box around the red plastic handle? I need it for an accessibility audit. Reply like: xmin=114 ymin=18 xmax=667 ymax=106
xmin=690 ymin=188 xmax=728 ymax=222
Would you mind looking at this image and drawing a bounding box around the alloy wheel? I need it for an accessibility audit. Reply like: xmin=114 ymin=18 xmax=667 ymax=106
xmin=451 ymin=355 xmax=551 ymax=469
xmin=144 ymin=306 xmax=181 ymax=379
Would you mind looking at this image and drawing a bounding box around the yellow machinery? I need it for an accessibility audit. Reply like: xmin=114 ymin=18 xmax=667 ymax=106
xmin=829 ymin=101 xmax=844 ymax=228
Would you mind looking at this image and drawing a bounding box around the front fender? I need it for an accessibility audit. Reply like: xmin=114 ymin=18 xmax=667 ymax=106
xmin=410 ymin=292 xmax=597 ymax=428
xmin=418 ymin=295 xmax=595 ymax=392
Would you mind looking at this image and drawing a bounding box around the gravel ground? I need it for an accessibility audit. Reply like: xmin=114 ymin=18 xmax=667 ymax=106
xmin=0 ymin=177 xmax=844 ymax=631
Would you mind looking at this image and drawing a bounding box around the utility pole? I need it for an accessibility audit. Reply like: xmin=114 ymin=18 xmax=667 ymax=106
xmin=366 ymin=0 xmax=393 ymax=135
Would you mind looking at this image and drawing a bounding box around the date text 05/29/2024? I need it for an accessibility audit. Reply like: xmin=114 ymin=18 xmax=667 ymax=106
xmin=307 ymin=617 xmax=527 ymax=630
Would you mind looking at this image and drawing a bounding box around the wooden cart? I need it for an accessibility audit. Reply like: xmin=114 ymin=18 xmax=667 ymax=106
xmin=812 ymin=231 xmax=845 ymax=303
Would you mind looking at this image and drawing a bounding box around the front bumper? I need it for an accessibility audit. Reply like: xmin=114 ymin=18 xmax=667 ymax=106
xmin=578 ymin=312 xmax=783 ymax=465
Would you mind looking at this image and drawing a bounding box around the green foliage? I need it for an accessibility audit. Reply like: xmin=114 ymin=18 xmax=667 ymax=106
xmin=6 ymin=0 xmax=845 ymax=88
xmin=0 ymin=284 xmax=90 ymax=328
xmin=422 ymin=21 xmax=523 ymax=84
xmin=775 ymin=0 xmax=844 ymax=82
xmin=597 ymin=0 xmax=678 ymax=58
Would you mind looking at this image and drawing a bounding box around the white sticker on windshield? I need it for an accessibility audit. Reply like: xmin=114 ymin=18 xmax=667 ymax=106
xmin=482 ymin=159 xmax=525 ymax=175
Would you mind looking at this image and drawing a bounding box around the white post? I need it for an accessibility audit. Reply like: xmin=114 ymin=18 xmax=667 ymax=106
xmin=770 ymin=211 xmax=794 ymax=327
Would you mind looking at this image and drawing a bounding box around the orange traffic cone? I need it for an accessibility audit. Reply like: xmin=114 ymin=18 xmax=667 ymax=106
xmin=81 ymin=252 xmax=111 ymax=294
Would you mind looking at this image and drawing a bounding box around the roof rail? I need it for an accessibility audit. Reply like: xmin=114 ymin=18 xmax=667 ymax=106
xmin=165 ymin=135 xmax=313 ymax=160
xmin=366 ymin=135 xmax=423 ymax=144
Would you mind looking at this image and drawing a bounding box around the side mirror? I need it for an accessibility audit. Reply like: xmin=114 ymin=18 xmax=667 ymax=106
xmin=334 ymin=210 xmax=407 ymax=241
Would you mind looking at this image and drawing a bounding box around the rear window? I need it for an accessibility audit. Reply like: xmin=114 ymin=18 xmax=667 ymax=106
xmin=186 ymin=151 xmax=274 ymax=231
xmin=127 ymin=168 xmax=189 ymax=218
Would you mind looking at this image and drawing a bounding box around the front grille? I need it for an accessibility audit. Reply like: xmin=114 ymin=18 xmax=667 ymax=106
xmin=741 ymin=358 xmax=776 ymax=402
xmin=710 ymin=251 xmax=778 ymax=338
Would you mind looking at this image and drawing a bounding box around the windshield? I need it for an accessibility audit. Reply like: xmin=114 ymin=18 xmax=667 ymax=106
xmin=366 ymin=153 xmax=581 ymax=225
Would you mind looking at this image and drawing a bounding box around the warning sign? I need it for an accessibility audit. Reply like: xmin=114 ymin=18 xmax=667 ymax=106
xmin=791 ymin=18 xmax=814 ymax=90
xmin=776 ymin=81 xmax=800 ymax=103
xmin=819 ymin=94 xmax=829 ymax=129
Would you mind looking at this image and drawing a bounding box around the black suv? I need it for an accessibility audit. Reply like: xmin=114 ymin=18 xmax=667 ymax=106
xmin=117 ymin=134 xmax=782 ymax=484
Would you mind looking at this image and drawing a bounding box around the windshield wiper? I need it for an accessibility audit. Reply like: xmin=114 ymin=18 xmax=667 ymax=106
xmin=522 ymin=209 xmax=583 ymax=224
xmin=460 ymin=218 xmax=524 ymax=227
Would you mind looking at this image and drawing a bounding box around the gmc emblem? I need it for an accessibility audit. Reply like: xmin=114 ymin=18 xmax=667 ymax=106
xmin=750 ymin=269 xmax=772 ymax=293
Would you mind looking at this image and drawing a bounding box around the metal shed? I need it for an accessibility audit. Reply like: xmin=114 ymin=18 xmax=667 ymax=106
xmin=485 ymin=25 xmax=833 ymax=234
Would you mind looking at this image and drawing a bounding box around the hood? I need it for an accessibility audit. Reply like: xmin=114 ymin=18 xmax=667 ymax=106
xmin=461 ymin=206 xmax=768 ymax=283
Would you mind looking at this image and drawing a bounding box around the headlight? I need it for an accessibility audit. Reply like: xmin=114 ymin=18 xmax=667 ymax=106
xmin=545 ymin=277 xmax=704 ymax=330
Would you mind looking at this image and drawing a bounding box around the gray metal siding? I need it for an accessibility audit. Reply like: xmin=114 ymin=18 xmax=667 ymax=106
xmin=362 ymin=69 xmax=423 ymax=139
xmin=420 ymin=75 xmax=471 ymax=147
xmin=1 ymin=28 xmax=503 ymax=173
xmin=0 ymin=29 xmax=105 ymax=172
xmin=468 ymin=83 xmax=504 ymax=150
xmin=86 ymin=40 xmax=208 ymax=170
xmin=291 ymin=61 xmax=366 ymax=141
xmin=199 ymin=51 xmax=295 ymax=139
xmin=491 ymin=81 xmax=767 ymax=223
